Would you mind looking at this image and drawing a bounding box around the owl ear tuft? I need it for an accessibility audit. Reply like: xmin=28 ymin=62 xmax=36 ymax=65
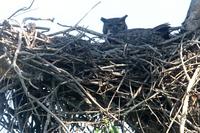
xmin=101 ymin=17 xmax=107 ymax=22
xmin=121 ymin=15 xmax=128 ymax=21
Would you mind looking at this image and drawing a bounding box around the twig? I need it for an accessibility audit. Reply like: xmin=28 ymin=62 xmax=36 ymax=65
xmin=158 ymin=31 xmax=192 ymax=46
xmin=22 ymin=17 xmax=54 ymax=24
xmin=166 ymin=96 xmax=183 ymax=133
xmin=107 ymin=71 xmax=127 ymax=110
xmin=136 ymin=112 xmax=145 ymax=133
xmin=8 ymin=0 xmax=35 ymax=19
xmin=122 ymin=92 xmax=159 ymax=115
xmin=50 ymin=1 xmax=101 ymax=36
xmin=28 ymin=94 xmax=70 ymax=133
xmin=0 ymin=24 xmax=51 ymax=32
xmin=180 ymin=36 xmax=191 ymax=81
xmin=180 ymin=66 xmax=200 ymax=133
xmin=74 ymin=1 xmax=101 ymax=26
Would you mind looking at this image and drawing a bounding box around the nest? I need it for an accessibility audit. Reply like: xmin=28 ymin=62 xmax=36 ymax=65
xmin=0 ymin=19 xmax=200 ymax=133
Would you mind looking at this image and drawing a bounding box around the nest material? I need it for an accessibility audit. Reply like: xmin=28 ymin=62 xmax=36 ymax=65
xmin=0 ymin=20 xmax=200 ymax=133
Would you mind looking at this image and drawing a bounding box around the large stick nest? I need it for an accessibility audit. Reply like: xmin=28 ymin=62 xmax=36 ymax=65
xmin=0 ymin=20 xmax=200 ymax=133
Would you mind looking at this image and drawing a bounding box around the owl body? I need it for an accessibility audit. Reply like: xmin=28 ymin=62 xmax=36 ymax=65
xmin=101 ymin=15 xmax=170 ymax=45
xmin=111 ymin=23 xmax=170 ymax=45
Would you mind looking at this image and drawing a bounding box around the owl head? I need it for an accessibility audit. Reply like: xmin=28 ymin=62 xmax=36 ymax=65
xmin=101 ymin=15 xmax=128 ymax=34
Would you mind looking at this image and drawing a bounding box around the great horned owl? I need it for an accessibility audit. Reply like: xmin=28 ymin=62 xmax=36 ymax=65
xmin=101 ymin=15 xmax=128 ymax=34
xmin=101 ymin=15 xmax=170 ymax=45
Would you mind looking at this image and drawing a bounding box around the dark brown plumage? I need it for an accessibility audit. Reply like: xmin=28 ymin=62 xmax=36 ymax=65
xmin=101 ymin=15 xmax=170 ymax=45
xmin=110 ymin=23 xmax=170 ymax=45
xmin=101 ymin=15 xmax=128 ymax=34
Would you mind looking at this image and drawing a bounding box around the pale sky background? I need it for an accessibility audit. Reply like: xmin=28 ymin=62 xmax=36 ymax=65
xmin=0 ymin=0 xmax=191 ymax=34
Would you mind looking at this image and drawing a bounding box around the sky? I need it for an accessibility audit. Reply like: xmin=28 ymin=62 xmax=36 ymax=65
xmin=0 ymin=0 xmax=191 ymax=33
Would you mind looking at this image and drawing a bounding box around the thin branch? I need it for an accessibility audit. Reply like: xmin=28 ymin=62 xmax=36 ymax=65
xmin=122 ymin=92 xmax=159 ymax=115
xmin=28 ymin=94 xmax=70 ymax=133
xmin=107 ymin=71 xmax=127 ymax=110
xmin=180 ymin=36 xmax=191 ymax=81
xmin=74 ymin=1 xmax=101 ymax=26
xmin=8 ymin=0 xmax=35 ymax=19
xmin=180 ymin=66 xmax=200 ymax=133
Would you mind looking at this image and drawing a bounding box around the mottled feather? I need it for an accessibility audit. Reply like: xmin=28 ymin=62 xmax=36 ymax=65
xmin=101 ymin=15 xmax=170 ymax=45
